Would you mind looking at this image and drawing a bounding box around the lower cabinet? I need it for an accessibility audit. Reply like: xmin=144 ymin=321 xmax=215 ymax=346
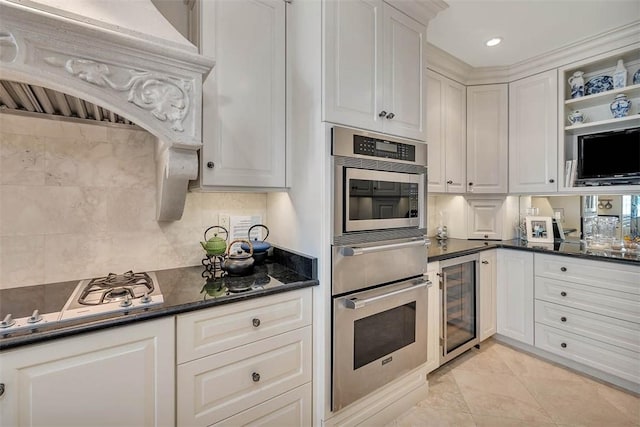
xmin=479 ymin=249 xmax=497 ymax=341
xmin=496 ymin=249 xmax=534 ymax=345
xmin=0 ymin=318 xmax=175 ymax=427
xmin=533 ymin=254 xmax=640 ymax=386
xmin=176 ymin=288 xmax=313 ymax=426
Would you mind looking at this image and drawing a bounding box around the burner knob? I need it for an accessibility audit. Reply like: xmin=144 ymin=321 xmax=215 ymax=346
xmin=1 ymin=314 xmax=15 ymax=328
xmin=120 ymin=295 xmax=133 ymax=308
xmin=27 ymin=310 xmax=42 ymax=324
xmin=141 ymin=293 xmax=152 ymax=304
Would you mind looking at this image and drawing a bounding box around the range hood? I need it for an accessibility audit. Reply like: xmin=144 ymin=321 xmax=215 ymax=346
xmin=0 ymin=0 xmax=214 ymax=221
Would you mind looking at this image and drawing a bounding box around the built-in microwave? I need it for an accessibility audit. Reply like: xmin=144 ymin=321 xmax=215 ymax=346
xmin=332 ymin=126 xmax=428 ymax=245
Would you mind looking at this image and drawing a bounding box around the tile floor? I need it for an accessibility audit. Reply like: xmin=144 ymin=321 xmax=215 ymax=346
xmin=390 ymin=340 xmax=640 ymax=427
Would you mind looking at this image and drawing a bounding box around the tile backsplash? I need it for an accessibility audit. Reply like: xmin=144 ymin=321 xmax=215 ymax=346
xmin=0 ymin=114 xmax=267 ymax=289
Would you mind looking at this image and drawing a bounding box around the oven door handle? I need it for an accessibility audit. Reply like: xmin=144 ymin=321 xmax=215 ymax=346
xmin=345 ymin=280 xmax=432 ymax=309
xmin=340 ymin=239 xmax=427 ymax=256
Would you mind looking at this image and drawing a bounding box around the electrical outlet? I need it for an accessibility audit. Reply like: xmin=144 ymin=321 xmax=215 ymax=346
xmin=219 ymin=214 xmax=230 ymax=231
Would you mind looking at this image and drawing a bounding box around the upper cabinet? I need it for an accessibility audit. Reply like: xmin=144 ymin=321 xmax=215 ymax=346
xmin=509 ymin=69 xmax=558 ymax=193
xmin=466 ymin=84 xmax=508 ymax=194
xmin=426 ymin=70 xmax=466 ymax=193
xmin=193 ymin=0 xmax=286 ymax=189
xmin=324 ymin=1 xmax=426 ymax=141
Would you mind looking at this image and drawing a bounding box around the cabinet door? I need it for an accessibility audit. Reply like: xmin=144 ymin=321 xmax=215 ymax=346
xmin=381 ymin=4 xmax=426 ymax=141
xmin=497 ymin=249 xmax=534 ymax=345
xmin=509 ymin=70 xmax=558 ymax=193
xmin=479 ymin=250 xmax=497 ymax=341
xmin=467 ymin=198 xmax=503 ymax=240
xmin=426 ymin=71 xmax=466 ymax=193
xmin=0 ymin=318 xmax=175 ymax=427
xmin=466 ymin=84 xmax=508 ymax=193
xmin=200 ymin=0 xmax=286 ymax=188
xmin=324 ymin=0 xmax=383 ymax=132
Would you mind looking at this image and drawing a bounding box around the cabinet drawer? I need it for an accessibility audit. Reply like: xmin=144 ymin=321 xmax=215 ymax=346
xmin=535 ymin=323 xmax=640 ymax=384
xmin=177 ymin=326 xmax=312 ymax=427
xmin=177 ymin=288 xmax=311 ymax=363
xmin=212 ymin=383 xmax=311 ymax=427
xmin=535 ymin=276 xmax=640 ymax=324
xmin=534 ymin=254 xmax=640 ymax=295
xmin=535 ymin=300 xmax=640 ymax=352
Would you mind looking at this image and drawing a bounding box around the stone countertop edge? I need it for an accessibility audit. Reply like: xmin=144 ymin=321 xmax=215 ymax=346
xmin=428 ymin=238 xmax=640 ymax=266
xmin=0 ymin=246 xmax=318 ymax=351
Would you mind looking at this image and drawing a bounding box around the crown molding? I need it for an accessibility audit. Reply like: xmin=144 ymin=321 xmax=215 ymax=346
xmin=428 ymin=21 xmax=640 ymax=85
xmin=387 ymin=0 xmax=449 ymax=26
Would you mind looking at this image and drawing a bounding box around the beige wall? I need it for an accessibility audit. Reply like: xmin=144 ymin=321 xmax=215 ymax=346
xmin=0 ymin=114 xmax=267 ymax=289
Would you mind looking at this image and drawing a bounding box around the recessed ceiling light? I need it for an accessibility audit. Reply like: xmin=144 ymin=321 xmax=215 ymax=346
xmin=485 ymin=37 xmax=502 ymax=47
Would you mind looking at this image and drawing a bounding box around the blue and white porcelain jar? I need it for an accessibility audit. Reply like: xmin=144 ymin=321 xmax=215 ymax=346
xmin=568 ymin=110 xmax=585 ymax=124
xmin=568 ymin=71 xmax=585 ymax=98
xmin=610 ymin=94 xmax=631 ymax=118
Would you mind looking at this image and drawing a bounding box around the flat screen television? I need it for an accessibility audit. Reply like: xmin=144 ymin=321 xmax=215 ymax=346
xmin=576 ymin=127 xmax=640 ymax=185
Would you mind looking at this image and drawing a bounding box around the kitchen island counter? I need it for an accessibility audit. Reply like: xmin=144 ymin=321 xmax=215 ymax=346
xmin=0 ymin=247 xmax=318 ymax=350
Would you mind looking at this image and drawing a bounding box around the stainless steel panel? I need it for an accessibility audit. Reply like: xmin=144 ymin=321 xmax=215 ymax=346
xmin=332 ymin=126 xmax=427 ymax=165
xmin=332 ymin=277 xmax=429 ymax=411
xmin=332 ymin=238 xmax=428 ymax=296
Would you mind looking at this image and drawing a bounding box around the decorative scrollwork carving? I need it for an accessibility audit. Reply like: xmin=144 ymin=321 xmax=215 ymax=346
xmin=45 ymin=57 xmax=191 ymax=132
xmin=0 ymin=32 xmax=18 ymax=63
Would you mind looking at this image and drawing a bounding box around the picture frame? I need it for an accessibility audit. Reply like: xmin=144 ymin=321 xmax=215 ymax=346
xmin=525 ymin=216 xmax=554 ymax=243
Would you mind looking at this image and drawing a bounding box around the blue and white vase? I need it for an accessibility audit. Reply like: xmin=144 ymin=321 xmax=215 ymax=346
xmin=568 ymin=71 xmax=585 ymax=98
xmin=613 ymin=59 xmax=627 ymax=89
xmin=568 ymin=110 xmax=585 ymax=124
xmin=610 ymin=94 xmax=631 ymax=118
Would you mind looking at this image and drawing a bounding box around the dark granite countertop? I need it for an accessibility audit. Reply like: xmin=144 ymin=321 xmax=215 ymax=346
xmin=428 ymin=237 xmax=640 ymax=266
xmin=0 ymin=247 xmax=318 ymax=351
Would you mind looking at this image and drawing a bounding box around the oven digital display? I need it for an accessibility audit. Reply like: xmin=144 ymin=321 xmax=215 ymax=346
xmin=375 ymin=141 xmax=397 ymax=153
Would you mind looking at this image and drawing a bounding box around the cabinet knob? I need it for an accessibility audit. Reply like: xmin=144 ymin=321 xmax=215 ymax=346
xmin=207 ymin=161 xmax=215 ymax=169
xmin=481 ymin=260 xmax=489 ymax=265
xmin=549 ymin=178 xmax=555 ymax=183
xmin=560 ymin=267 xmax=567 ymax=272
xmin=252 ymin=372 xmax=261 ymax=382
xmin=447 ymin=180 xmax=453 ymax=185
xmin=378 ymin=110 xmax=388 ymax=118
xmin=561 ymin=342 xmax=567 ymax=348
xmin=252 ymin=318 xmax=261 ymax=327
xmin=484 ymin=234 xmax=489 ymax=239
xmin=561 ymin=291 xmax=567 ymax=297
xmin=468 ymin=182 xmax=473 ymax=186
xmin=386 ymin=112 xmax=395 ymax=119
xmin=0 ymin=383 xmax=4 ymax=397
xmin=561 ymin=316 xmax=567 ymax=322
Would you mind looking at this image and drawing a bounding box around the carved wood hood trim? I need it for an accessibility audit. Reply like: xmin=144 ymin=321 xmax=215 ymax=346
xmin=0 ymin=0 xmax=214 ymax=221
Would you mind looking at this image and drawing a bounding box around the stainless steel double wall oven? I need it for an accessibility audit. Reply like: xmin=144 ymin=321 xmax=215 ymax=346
xmin=331 ymin=126 xmax=430 ymax=411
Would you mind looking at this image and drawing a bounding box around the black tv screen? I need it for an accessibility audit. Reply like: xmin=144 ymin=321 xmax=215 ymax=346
xmin=577 ymin=128 xmax=640 ymax=180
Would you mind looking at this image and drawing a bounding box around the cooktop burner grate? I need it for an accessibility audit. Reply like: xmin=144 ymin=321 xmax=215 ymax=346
xmin=78 ymin=271 xmax=155 ymax=305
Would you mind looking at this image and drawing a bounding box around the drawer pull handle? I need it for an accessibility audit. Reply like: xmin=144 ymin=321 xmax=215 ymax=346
xmin=481 ymin=260 xmax=489 ymax=265
xmin=561 ymin=316 xmax=567 ymax=322
xmin=252 ymin=372 xmax=261 ymax=382
xmin=560 ymin=291 xmax=567 ymax=297
xmin=0 ymin=383 xmax=4 ymax=397
xmin=561 ymin=342 xmax=567 ymax=348
xmin=560 ymin=267 xmax=567 ymax=272
xmin=252 ymin=318 xmax=261 ymax=327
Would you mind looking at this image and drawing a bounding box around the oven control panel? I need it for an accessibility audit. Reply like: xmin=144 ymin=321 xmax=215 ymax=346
xmin=353 ymin=135 xmax=416 ymax=162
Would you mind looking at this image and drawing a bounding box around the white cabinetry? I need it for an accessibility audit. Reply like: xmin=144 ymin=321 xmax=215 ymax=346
xmin=509 ymin=69 xmax=558 ymax=193
xmin=466 ymin=84 xmax=508 ymax=193
xmin=479 ymin=250 xmax=497 ymax=341
xmin=425 ymin=261 xmax=440 ymax=374
xmin=426 ymin=70 xmax=466 ymax=193
xmin=176 ymin=289 xmax=312 ymax=426
xmin=557 ymin=45 xmax=640 ymax=192
xmin=467 ymin=198 xmax=504 ymax=240
xmin=324 ymin=1 xmax=426 ymax=140
xmin=496 ymin=249 xmax=534 ymax=345
xmin=0 ymin=318 xmax=175 ymax=427
xmin=194 ymin=0 xmax=286 ymax=188
xmin=533 ymin=254 xmax=640 ymax=385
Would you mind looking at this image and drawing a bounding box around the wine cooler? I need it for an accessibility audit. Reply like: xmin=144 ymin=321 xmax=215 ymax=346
xmin=439 ymin=254 xmax=480 ymax=364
